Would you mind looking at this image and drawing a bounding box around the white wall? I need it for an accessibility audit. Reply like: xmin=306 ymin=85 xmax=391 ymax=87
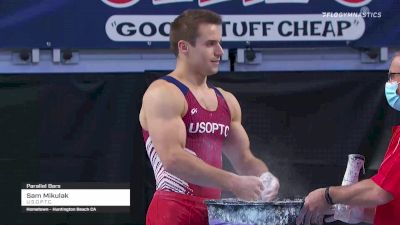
xmin=0 ymin=47 xmax=396 ymax=74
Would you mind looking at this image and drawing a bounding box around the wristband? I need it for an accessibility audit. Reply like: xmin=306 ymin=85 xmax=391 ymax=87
xmin=324 ymin=187 xmax=334 ymax=205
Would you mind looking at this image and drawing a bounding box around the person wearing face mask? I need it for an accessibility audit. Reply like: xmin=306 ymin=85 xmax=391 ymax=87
xmin=296 ymin=54 xmax=400 ymax=225
xmin=385 ymin=70 xmax=400 ymax=110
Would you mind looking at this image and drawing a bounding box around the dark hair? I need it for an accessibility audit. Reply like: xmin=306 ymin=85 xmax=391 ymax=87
xmin=170 ymin=9 xmax=222 ymax=56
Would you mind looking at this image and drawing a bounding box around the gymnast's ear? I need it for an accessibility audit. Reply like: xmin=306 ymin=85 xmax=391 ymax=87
xmin=178 ymin=41 xmax=189 ymax=53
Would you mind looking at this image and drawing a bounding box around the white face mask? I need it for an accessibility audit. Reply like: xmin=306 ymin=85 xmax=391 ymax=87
xmin=385 ymin=82 xmax=400 ymax=111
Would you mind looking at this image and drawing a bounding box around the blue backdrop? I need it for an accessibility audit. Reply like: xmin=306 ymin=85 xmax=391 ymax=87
xmin=0 ymin=0 xmax=399 ymax=48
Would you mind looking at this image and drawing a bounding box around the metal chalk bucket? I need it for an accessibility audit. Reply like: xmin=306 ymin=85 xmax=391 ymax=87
xmin=205 ymin=198 xmax=304 ymax=225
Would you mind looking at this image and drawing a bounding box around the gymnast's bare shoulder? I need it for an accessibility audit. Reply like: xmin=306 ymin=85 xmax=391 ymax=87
xmin=139 ymin=78 xmax=187 ymax=131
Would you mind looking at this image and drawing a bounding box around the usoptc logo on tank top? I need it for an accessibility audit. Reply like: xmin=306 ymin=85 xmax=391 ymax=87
xmin=188 ymin=122 xmax=229 ymax=137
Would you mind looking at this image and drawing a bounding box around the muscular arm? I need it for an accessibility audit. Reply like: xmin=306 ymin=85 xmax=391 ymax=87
xmin=221 ymin=90 xmax=268 ymax=176
xmin=330 ymin=179 xmax=393 ymax=207
xmin=143 ymin=83 xmax=238 ymax=191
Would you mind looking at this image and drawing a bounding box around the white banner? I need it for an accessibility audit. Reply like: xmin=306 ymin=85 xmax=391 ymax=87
xmin=21 ymin=189 xmax=130 ymax=206
xmin=105 ymin=14 xmax=365 ymax=42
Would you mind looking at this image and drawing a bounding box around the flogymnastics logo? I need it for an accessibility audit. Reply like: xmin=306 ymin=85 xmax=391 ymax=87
xmin=322 ymin=6 xmax=381 ymax=18
xmin=335 ymin=0 xmax=372 ymax=7
xmin=101 ymin=0 xmax=139 ymax=8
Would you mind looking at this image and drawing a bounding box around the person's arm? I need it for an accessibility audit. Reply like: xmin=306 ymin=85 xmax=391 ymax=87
xmin=142 ymin=82 xmax=263 ymax=200
xmin=220 ymin=90 xmax=268 ymax=176
xmin=220 ymin=89 xmax=279 ymax=200
xmin=297 ymin=179 xmax=393 ymax=225
xmin=325 ymin=180 xmax=387 ymax=224
xmin=330 ymin=179 xmax=393 ymax=207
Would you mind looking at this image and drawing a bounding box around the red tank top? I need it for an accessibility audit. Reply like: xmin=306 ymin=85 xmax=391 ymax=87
xmin=142 ymin=76 xmax=231 ymax=199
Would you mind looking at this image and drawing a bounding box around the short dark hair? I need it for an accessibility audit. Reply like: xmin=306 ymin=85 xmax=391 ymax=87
xmin=170 ymin=9 xmax=222 ymax=56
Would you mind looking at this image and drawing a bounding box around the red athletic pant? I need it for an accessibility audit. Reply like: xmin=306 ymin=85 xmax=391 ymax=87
xmin=146 ymin=190 xmax=209 ymax=225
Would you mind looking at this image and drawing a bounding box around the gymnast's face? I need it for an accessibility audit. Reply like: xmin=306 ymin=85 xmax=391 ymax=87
xmin=185 ymin=23 xmax=224 ymax=76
